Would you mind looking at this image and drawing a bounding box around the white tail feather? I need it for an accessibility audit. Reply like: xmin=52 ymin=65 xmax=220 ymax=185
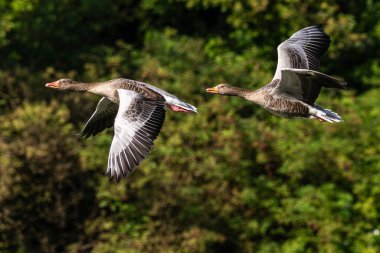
xmin=178 ymin=101 xmax=198 ymax=113
xmin=164 ymin=96 xmax=198 ymax=113
xmin=311 ymin=105 xmax=343 ymax=123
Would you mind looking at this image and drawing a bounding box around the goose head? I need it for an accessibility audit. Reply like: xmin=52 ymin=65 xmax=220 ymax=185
xmin=45 ymin=79 xmax=78 ymax=90
xmin=206 ymin=84 xmax=240 ymax=96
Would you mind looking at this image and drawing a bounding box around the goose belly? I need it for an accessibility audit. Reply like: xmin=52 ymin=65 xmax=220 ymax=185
xmin=263 ymin=100 xmax=310 ymax=118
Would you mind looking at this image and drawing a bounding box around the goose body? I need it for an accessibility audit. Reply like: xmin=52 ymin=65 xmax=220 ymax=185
xmin=206 ymin=25 xmax=346 ymax=122
xmin=46 ymin=78 xmax=197 ymax=181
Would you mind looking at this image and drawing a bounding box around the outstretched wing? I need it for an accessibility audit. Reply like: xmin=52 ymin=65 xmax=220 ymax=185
xmin=107 ymin=89 xmax=166 ymax=181
xmin=81 ymin=97 xmax=118 ymax=138
xmin=270 ymin=68 xmax=347 ymax=105
xmin=273 ymin=25 xmax=331 ymax=80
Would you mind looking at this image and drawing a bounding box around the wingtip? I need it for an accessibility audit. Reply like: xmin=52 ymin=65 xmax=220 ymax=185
xmin=310 ymin=24 xmax=324 ymax=31
xmin=79 ymin=128 xmax=91 ymax=139
xmin=106 ymin=170 xmax=115 ymax=182
xmin=105 ymin=168 xmax=129 ymax=182
xmin=338 ymin=80 xmax=348 ymax=89
xmin=316 ymin=24 xmax=323 ymax=29
xmin=306 ymin=24 xmax=329 ymax=37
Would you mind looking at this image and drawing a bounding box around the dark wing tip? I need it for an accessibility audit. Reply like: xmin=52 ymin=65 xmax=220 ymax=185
xmin=81 ymin=124 xmax=93 ymax=139
xmin=105 ymin=153 xmax=135 ymax=182
xmin=80 ymin=131 xmax=91 ymax=139
xmin=307 ymin=24 xmax=331 ymax=41
xmin=76 ymin=131 xmax=93 ymax=140
xmin=106 ymin=168 xmax=125 ymax=183
xmin=313 ymin=24 xmax=323 ymax=29
xmin=307 ymin=24 xmax=324 ymax=31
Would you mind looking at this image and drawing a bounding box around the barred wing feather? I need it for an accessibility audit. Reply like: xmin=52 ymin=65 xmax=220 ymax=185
xmin=273 ymin=25 xmax=331 ymax=80
xmin=107 ymin=89 xmax=166 ymax=181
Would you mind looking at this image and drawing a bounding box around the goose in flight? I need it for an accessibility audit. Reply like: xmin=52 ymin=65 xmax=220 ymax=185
xmin=206 ymin=25 xmax=346 ymax=122
xmin=46 ymin=78 xmax=197 ymax=181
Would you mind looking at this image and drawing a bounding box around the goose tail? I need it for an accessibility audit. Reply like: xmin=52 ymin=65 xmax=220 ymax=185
xmin=310 ymin=104 xmax=343 ymax=123
xmin=180 ymin=101 xmax=198 ymax=113
xmin=165 ymin=98 xmax=198 ymax=113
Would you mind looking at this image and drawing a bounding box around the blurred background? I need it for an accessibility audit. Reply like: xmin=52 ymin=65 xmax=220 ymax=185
xmin=0 ymin=0 xmax=380 ymax=252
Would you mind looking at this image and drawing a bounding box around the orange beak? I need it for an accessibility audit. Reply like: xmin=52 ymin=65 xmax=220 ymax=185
xmin=206 ymin=86 xmax=218 ymax=94
xmin=45 ymin=81 xmax=59 ymax=88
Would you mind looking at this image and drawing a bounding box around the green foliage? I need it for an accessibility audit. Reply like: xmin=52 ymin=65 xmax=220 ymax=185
xmin=0 ymin=103 xmax=97 ymax=252
xmin=0 ymin=1 xmax=380 ymax=253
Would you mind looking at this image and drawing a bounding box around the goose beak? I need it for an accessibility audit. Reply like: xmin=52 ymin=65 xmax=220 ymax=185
xmin=45 ymin=81 xmax=59 ymax=88
xmin=206 ymin=86 xmax=218 ymax=94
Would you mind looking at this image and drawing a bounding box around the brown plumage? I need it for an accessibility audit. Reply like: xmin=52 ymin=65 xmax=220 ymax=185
xmin=45 ymin=78 xmax=197 ymax=181
xmin=206 ymin=25 xmax=347 ymax=122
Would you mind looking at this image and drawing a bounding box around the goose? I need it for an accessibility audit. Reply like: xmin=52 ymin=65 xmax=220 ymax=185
xmin=46 ymin=78 xmax=197 ymax=181
xmin=206 ymin=25 xmax=346 ymax=122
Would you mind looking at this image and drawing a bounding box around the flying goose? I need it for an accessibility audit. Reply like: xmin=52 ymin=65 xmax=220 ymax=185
xmin=206 ymin=25 xmax=346 ymax=122
xmin=46 ymin=78 xmax=197 ymax=181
